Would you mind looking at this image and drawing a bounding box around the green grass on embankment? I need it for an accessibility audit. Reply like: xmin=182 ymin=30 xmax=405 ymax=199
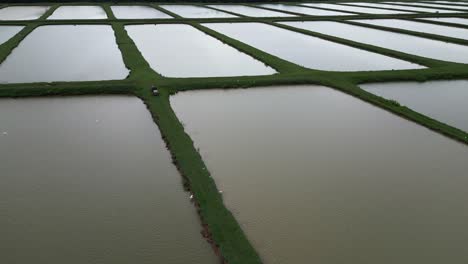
xmin=1 ymin=2 xmax=468 ymax=263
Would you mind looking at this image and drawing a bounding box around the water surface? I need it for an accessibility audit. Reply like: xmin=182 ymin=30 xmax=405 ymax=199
xmin=380 ymin=2 xmax=463 ymax=12
xmin=420 ymin=17 xmax=468 ymax=25
xmin=126 ymin=24 xmax=275 ymax=77
xmin=361 ymin=80 xmax=468 ymax=132
xmin=111 ymin=6 xmax=172 ymax=19
xmin=356 ymin=19 xmax=468 ymax=40
xmin=0 ymin=26 xmax=23 ymax=45
xmin=258 ymin=4 xmax=352 ymax=16
xmin=204 ymin=23 xmax=422 ymax=71
xmin=159 ymin=5 xmax=237 ymax=18
xmin=344 ymin=2 xmax=453 ymax=12
xmin=0 ymin=25 xmax=128 ymax=83
xmin=281 ymin=21 xmax=468 ymax=64
xmin=398 ymin=1 xmax=468 ymax=9
xmin=209 ymin=4 xmax=294 ymax=17
xmin=303 ymin=3 xmax=414 ymax=14
xmin=0 ymin=6 xmax=49 ymax=20
xmin=48 ymin=6 xmax=107 ymax=19
xmin=171 ymin=85 xmax=468 ymax=264
xmin=0 ymin=96 xmax=218 ymax=264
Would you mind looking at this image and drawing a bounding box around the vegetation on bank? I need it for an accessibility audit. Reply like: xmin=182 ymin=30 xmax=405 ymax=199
xmin=1 ymin=2 xmax=468 ymax=263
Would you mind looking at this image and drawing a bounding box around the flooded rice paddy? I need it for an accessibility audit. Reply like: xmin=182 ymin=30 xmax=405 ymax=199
xmin=420 ymin=17 xmax=468 ymax=26
xmin=111 ymin=6 xmax=172 ymax=19
xmin=208 ymin=4 xmax=294 ymax=17
xmin=356 ymin=19 xmax=468 ymax=40
xmin=378 ymin=2 xmax=464 ymax=13
xmin=397 ymin=2 xmax=468 ymax=10
xmin=349 ymin=2 xmax=464 ymax=12
xmin=125 ymin=24 xmax=275 ymax=77
xmin=0 ymin=26 xmax=23 ymax=45
xmin=159 ymin=5 xmax=237 ymax=18
xmin=0 ymin=6 xmax=49 ymax=20
xmin=281 ymin=21 xmax=468 ymax=64
xmin=258 ymin=4 xmax=353 ymax=16
xmin=361 ymin=80 xmax=468 ymax=132
xmin=171 ymin=85 xmax=468 ymax=264
xmin=0 ymin=96 xmax=217 ymax=264
xmin=48 ymin=6 xmax=107 ymax=20
xmin=303 ymin=3 xmax=414 ymax=14
xmin=0 ymin=25 xmax=128 ymax=83
xmin=204 ymin=23 xmax=422 ymax=71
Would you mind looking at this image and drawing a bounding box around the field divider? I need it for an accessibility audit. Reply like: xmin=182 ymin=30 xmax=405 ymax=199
xmin=270 ymin=20 xmax=451 ymax=68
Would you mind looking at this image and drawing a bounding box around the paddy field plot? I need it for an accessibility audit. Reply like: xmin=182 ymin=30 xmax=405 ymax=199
xmin=0 ymin=96 xmax=218 ymax=264
xmin=171 ymin=85 xmax=468 ymax=264
xmin=281 ymin=21 xmax=468 ymax=64
xmin=361 ymin=80 xmax=468 ymax=132
xmin=0 ymin=25 xmax=128 ymax=83
xmin=0 ymin=6 xmax=49 ymax=20
xmin=125 ymin=24 xmax=275 ymax=77
xmin=204 ymin=22 xmax=422 ymax=71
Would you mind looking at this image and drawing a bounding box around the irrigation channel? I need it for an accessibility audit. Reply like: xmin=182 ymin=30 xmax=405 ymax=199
xmin=1 ymin=1 xmax=468 ymax=264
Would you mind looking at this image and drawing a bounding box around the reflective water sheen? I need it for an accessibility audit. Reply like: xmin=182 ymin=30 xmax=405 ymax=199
xmin=380 ymin=2 xmax=463 ymax=12
xmin=344 ymin=2 xmax=459 ymax=12
xmin=281 ymin=21 xmax=468 ymax=64
xmin=420 ymin=17 xmax=468 ymax=26
xmin=209 ymin=4 xmax=294 ymax=17
xmin=0 ymin=25 xmax=128 ymax=83
xmin=304 ymin=3 xmax=414 ymax=14
xmin=0 ymin=26 xmax=23 ymax=45
xmin=400 ymin=2 xmax=468 ymax=10
xmin=111 ymin=6 xmax=172 ymax=19
xmin=171 ymin=85 xmax=468 ymax=264
xmin=204 ymin=23 xmax=422 ymax=71
xmin=258 ymin=4 xmax=352 ymax=16
xmin=48 ymin=6 xmax=107 ymax=19
xmin=0 ymin=96 xmax=217 ymax=264
xmin=361 ymin=80 xmax=468 ymax=132
xmin=0 ymin=6 xmax=49 ymax=20
xmin=356 ymin=19 xmax=468 ymax=40
xmin=159 ymin=5 xmax=237 ymax=18
xmin=126 ymin=24 xmax=275 ymax=77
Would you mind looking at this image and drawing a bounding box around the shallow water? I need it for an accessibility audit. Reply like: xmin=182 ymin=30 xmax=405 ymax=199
xmin=111 ymin=6 xmax=172 ymax=19
xmin=125 ymin=24 xmax=275 ymax=77
xmin=303 ymin=3 xmax=414 ymax=14
xmin=204 ymin=22 xmax=422 ymax=71
xmin=258 ymin=4 xmax=353 ymax=16
xmin=398 ymin=1 xmax=468 ymax=10
xmin=48 ymin=6 xmax=107 ymax=19
xmin=209 ymin=4 xmax=294 ymax=17
xmin=0 ymin=26 xmax=23 ymax=45
xmin=281 ymin=21 xmax=468 ymax=64
xmin=361 ymin=80 xmax=468 ymax=132
xmin=0 ymin=96 xmax=217 ymax=264
xmin=420 ymin=17 xmax=468 ymax=26
xmin=380 ymin=2 xmax=464 ymax=12
xmin=159 ymin=5 xmax=237 ymax=18
xmin=0 ymin=25 xmax=128 ymax=83
xmin=171 ymin=85 xmax=468 ymax=264
xmin=356 ymin=19 xmax=468 ymax=40
xmin=0 ymin=6 xmax=49 ymax=20
xmin=345 ymin=2 xmax=462 ymax=12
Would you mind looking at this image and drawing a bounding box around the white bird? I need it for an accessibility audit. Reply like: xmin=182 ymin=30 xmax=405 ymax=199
xmin=189 ymin=194 xmax=194 ymax=200
xmin=2 ymin=131 xmax=7 ymax=135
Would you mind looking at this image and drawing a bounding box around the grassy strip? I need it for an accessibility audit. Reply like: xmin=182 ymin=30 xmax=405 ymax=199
xmin=110 ymin=20 xmax=263 ymax=263
xmin=1 ymin=3 xmax=468 ymax=264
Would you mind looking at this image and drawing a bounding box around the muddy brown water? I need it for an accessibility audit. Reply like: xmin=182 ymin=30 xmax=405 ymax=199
xmin=0 ymin=96 xmax=217 ymax=264
xmin=171 ymin=85 xmax=468 ymax=264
